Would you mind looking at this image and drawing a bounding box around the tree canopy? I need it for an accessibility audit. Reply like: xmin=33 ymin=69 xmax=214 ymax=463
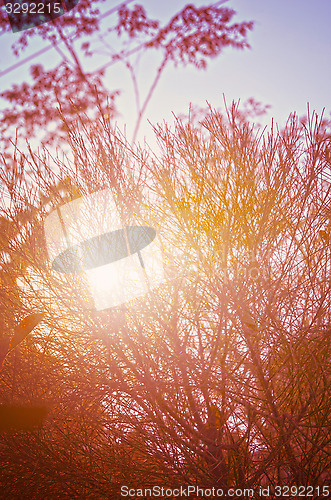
xmin=0 ymin=105 xmax=330 ymax=497
xmin=0 ymin=0 xmax=253 ymax=148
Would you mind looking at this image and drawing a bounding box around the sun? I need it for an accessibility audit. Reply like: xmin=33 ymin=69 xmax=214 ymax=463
xmin=43 ymin=189 xmax=165 ymax=311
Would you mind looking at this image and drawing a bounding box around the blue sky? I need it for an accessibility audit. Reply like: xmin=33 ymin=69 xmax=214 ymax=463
xmin=132 ymin=0 xmax=331 ymax=140
xmin=0 ymin=0 xmax=331 ymax=145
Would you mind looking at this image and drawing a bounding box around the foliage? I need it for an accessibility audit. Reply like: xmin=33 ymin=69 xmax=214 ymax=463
xmin=0 ymin=106 xmax=330 ymax=497
xmin=0 ymin=0 xmax=253 ymax=148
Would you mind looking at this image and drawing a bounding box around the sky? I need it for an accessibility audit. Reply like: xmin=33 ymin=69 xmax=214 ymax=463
xmin=0 ymin=0 xmax=331 ymax=147
xmin=131 ymin=0 xmax=331 ymax=142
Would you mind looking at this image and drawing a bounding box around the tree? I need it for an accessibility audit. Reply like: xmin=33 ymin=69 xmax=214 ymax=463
xmin=0 ymin=0 xmax=254 ymax=149
xmin=0 ymin=105 xmax=330 ymax=497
